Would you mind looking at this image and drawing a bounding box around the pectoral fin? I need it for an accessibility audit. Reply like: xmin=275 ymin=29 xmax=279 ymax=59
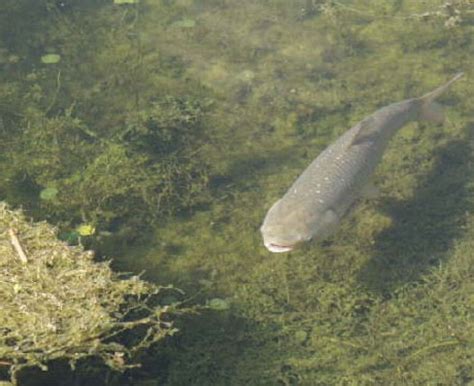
xmin=318 ymin=209 xmax=340 ymax=239
xmin=349 ymin=116 xmax=379 ymax=147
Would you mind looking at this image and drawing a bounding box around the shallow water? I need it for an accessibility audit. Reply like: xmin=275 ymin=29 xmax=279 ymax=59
xmin=1 ymin=0 xmax=473 ymax=385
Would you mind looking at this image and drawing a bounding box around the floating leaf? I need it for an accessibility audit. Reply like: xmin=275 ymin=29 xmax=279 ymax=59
xmin=76 ymin=224 xmax=96 ymax=236
xmin=207 ymin=298 xmax=230 ymax=311
xmin=114 ymin=0 xmax=139 ymax=4
xmin=40 ymin=187 xmax=58 ymax=201
xmin=41 ymin=54 xmax=61 ymax=64
xmin=172 ymin=19 xmax=196 ymax=28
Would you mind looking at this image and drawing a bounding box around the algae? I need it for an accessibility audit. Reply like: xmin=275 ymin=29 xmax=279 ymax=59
xmin=0 ymin=0 xmax=473 ymax=385
xmin=0 ymin=202 xmax=181 ymax=384
xmin=117 ymin=1 xmax=473 ymax=385
xmin=0 ymin=76 xmax=212 ymax=241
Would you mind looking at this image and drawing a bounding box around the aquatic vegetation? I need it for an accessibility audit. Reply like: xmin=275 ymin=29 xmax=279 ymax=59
xmin=0 ymin=0 xmax=473 ymax=385
xmin=171 ymin=18 xmax=196 ymax=28
xmin=39 ymin=187 xmax=58 ymax=201
xmin=40 ymin=53 xmax=61 ymax=64
xmin=206 ymin=298 xmax=230 ymax=311
xmin=0 ymin=71 xmax=212 ymax=241
xmin=0 ymin=2 xmax=216 ymax=241
xmin=0 ymin=203 xmax=181 ymax=384
xmin=114 ymin=0 xmax=139 ymax=4
xmin=116 ymin=1 xmax=473 ymax=385
xmin=75 ymin=223 xmax=95 ymax=236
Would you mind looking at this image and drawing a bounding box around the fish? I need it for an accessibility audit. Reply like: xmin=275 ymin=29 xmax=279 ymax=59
xmin=260 ymin=73 xmax=463 ymax=253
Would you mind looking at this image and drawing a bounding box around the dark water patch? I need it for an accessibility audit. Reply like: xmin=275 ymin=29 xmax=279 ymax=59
xmin=162 ymin=241 xmax=186 ymax=256
xmin=359 ymin=135 xmax=473 ymax=294
xmin=130 ymin=311 xmax=284 ymax=386
xmin=210 ymin=147 xmax=304 ymax=197
xmin=15 ymin=357 xmax=129 ymax=386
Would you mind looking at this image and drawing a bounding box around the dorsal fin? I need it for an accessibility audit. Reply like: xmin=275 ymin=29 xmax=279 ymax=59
xmin=348 ymin=116 xmax=379 ymax=147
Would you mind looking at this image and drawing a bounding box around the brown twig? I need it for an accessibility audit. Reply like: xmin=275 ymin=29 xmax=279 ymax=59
xmin=8 ymin=228 xmax=28 ymax=264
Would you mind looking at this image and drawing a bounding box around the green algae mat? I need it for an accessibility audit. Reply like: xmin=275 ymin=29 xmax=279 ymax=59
xmin=0 ymin=203 xmax=180 ymax=384
xmin=0 ymin=0 xmax=473 ymax=385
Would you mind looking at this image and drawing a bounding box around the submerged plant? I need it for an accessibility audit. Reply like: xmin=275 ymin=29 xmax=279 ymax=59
xmin=0 ymin=202 xmax=183 ymax=383
xmin=1 ymin=93 xmax=212 ymax=240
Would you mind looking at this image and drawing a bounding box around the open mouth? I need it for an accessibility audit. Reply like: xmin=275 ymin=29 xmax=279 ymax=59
xmin=264 ymin=242 xmax=294 ymax=253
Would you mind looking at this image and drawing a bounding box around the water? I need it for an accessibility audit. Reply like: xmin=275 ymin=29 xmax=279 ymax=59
xmin=0 ymin=0 xmax=473 ymax=385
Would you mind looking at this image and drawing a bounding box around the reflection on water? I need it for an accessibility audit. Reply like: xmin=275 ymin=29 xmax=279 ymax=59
xmin=0 ymin=0 xmax=473 ymax=384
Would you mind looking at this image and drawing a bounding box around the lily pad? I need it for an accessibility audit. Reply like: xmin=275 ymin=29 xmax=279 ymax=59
xmin=76 ymin=224 xmax=96 ymax=236
xmin=172 ymin=19 xmax=196 ymax=28
xmin=40 ymin=187 xmax=58 ymax=201
xmin=41 ymin=54 xmax=61 ymax=64
xmin=207 ymin=298 xmax=230 ymax=311
xmin=114 ymin=0 xmax=139 ymax=4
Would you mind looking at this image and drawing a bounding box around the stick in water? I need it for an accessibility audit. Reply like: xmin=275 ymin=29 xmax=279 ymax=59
xmin=8 ymin=228 xmax=28 ymax=264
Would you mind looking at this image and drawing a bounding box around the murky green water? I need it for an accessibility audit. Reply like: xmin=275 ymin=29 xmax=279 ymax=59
xmin=1 ymin=0 xmax=473 ymax=385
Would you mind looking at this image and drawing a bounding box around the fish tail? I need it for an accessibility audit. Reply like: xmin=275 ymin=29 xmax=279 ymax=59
xmin=418 ymin=72 xmax=463 ymax=124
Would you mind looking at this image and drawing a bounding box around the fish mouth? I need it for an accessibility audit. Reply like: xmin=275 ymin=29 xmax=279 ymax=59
xmin=264 ymin=242 xmax=294 ymax=253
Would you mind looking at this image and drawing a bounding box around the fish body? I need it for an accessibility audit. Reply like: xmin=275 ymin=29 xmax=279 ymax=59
xmin=260 ymin=73 xmax=463 ymax=253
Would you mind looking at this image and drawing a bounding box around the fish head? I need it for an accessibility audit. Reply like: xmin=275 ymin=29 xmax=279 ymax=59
xmin=260 ymin=199 xmax=319 ymax=253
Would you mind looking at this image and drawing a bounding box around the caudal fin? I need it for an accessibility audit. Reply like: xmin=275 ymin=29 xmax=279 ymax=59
xmin=419 ymin=72 xmax=463 ymax=124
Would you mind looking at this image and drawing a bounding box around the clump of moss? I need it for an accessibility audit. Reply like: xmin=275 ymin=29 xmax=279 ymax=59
xmin=0 ymin=202 xmax=180 ymax=383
